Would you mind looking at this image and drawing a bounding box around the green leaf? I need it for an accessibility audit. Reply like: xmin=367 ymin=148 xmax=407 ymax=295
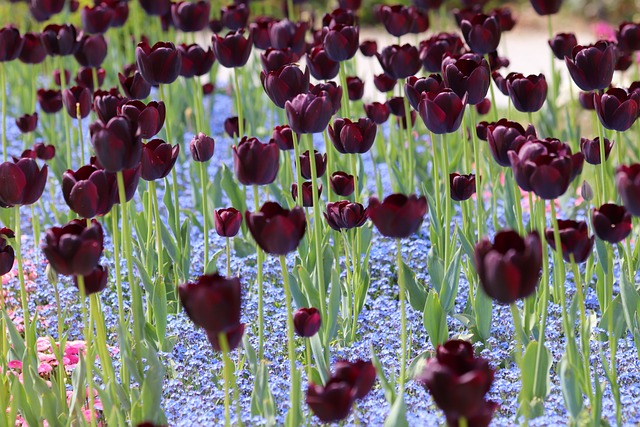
xmin=250 ymin=362 xmax=276 ymax=426
xmin=233 ymin=237 xmax=256 ymax=258
xmin=474 ymin=286 xmax=493 ymax=342
xmin=220 ymin=164 xmax=246 ymax=216
xmin=294 ymin=265 xmax=315 ymax=309
xmin=405 ymin=349 xmax=432 ymax=381
xmin=400 ymin=259 xmax=426 ymax=312
xmin=423 ymin=290 xmax=448 ymax=347
xmin=519 ymin=340 xmax=551 ymax=406
xmin=440 ymin=247 xmax=462 ymax=313
xmin=384 ymin=394 xmax=408 ymax=427
xmin=327 ymin=268 xmax=342 ymax=342
xmin=310 ymin=334 xmax=329 ymax=384
xmin=159 ymin=220 xmax=179 ymax=263
xmin=205 ymin=248 xmax=225 ymax=275
xmin=370 ymin=344 xmax=395 ymax=404
xmin=595 ymin=238 xmax=609 ymax=275
xmin=457 ymin=225 xmax=476 ymax=263
xmin=3 ymin=311 xmax=25 ymax=359
xmin=559 ymin=356 xmax=583 ymax=419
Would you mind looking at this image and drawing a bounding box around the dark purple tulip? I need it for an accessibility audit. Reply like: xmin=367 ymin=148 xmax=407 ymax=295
xmin=62 ymin=164 xmax=116 ymax=218
xmin=377 ymin=5 xmax=413 ymax=37
xmin=404 ymin=75 xmax=444 ymax=111
xmin=221 ymin=4 xmax=249 ymax=31
xmin=118 ymin=71 xmax=151 ymax=100
xmin=578 ymin=91 xmax=596 ymax=110
xmin=549 ymin=33 xmax=578 ymax=60
xmin=373 ymin=74 xmax=397 ymax=93
xmin=138 ymin=0 xmax=170 ymax=16
xmin=41 ymin=24 xmax=79 ymax=56
xmin=615 ymin=52 xmax=633 ymax=72
xmin=179 ymin=273 xmax=242 ymax=332
xmin=507 ymin=73 xmax=548 ymax=113
xmin=412 ymin=0 xmax=443 ymax=9
xmin=215 ymin=208 xmax=243 ymax=238
xmin=272 ymin=124 xmax=298 ymax=151
xmin=476 ymin=98 xmax=491 ymax=115
xmin=269 ymin=19 xmax=307 ymax=55
xmin=205 ymin=323 xmax=245 ymax=352
xmin=16 ymin=113 xmax=38 ymax=134
xmin=0 ymin=26 xmax=24 ymax=62
xmin=178 ymin=44 xmax=216 ymax=78
xmin=324 ymin=201 xmax=367 ymax=231
xmin=62 ymin=86 xmax=92 ymax=119
xmin=251 ymin=17 xmax=275 ymax=50
xmin=450 ymin=173 xmax=476 ymax=201
xmin=419 ymin=32 xmax=465 ymax=73
xmin=224 ymin=116 xmax=243 ymax=138
xmin=74 ymin=265 xmax=108 ymax=295
xmin=328 ymin=117 xmax=377 ymax=154
xmin=0 ymin=158 xmax=48 ymax=208
xmin=209 ymin=19 xmax=224 ymax=34
xmin=233 ymin=137 xmax=280 ymax=186
xmin=260 ymin=48 xmax=299 ymax=73
xmin=291 ymin=182 xmax=322 ymax=207
xmin=306 ymin=380 xmax=354 ymax=423
xmin=594 ymin=87 xmax=639 ymax=132
xmin=617 ymin=22 xmax=640 ymax=52
xmin=367 ymin=194 xmax=427 ymax=238
xmin=42 ymin=219 xmax=104 ymax=276
xmin=377 ymin=44 xmax=421 ymax=80
xmin=31 ymin=0 xmax=65 ymax=17
xmin=592 ymin=203 xmax=632 ymax=243
xmin=246 ymin=202 xmax=307 ymax=255
xmin=75 ymin=67 xmax=106 ymax=92
xmin=359 ymin=40 xmax=377 ymax=57
xmin=113 ymin=165 xmax=141 ymax=204
xmin=294 ymin=307 xmax=321 ymax=337
xmin=580 ymin=137 xmax=613 ymax=165
xmin=261 ymin=65 xmax=310 ymax=109
xmin=0 ymin=228 xmax=15 ymax=277
xmin=140 ymin=139 xmax=179 ymax=181
xmin=545 ymin=220 xmax=594 ymax=263
xmin=202 ymin=83 xmax=214 ymax=95
xmin=332 ymin=360 xmax=376 ymax=400
xmin=171 ymin=1 xmax=210 ymax=32
xmin=34 ymin=142 xmax=55 ymax=160
xmin=309 ymin=82 xmax=343 ymax=116
xmin=322 ymin=8 xmax=357 ymax=28
xmin=135 ymin=41 xmax=182 ymax=85
xmin=93 ymin=88 xmax=124 ymax=124
xmin=492 ymin=7 xmax=516 ymax=32
xmin=417 ymin=340 xmax=496 ymax=421
xmin=364 ymin=102 xmax=390 ymax=124
xmin=212 ymin=30 xmax=253 ymax=68
xmin=460 ymin=13 xmax=501 ymax=55
xmin=102 ymin=0 xmax=129 ymax=28
xmin=442 ymin=53 xmax=490 ymax=105
xmin=484 ymin=119 xmax=536 ymax=167
xmin=81 ymin=5 xmax=113 ymax=34
xmin=118 ymin=100 xmax=165 ymax=140
xmin=286 ymin=92 xmax=334 ymax=134
xmin=409 ymin=6 xmax=429 ymax=34
xmin=306 ymin=46 xmax=340 ymax=80
xmin=330 ymin=171 xmax=354 ymax=197
xmin=509 ymin=138 xmax=583 ymax=199
xmin=89 ymin=115 xmax=142 ymax=173
xmin=300 ymin=150 xmax=327 ymax=180
xmin=323 ymin=24 xmax=359 ymax=62
xmin=37 ymin=89 xmax=63 ymax=114
xmin=418 ymin=89 xmax=467 ymax=135
xmin=565 ymin=41 xmax=616 ymax=92
xmin=616 ymin=164 xmax=640 ymax=216
xmin=190 ymin=133 xmax=215 ymax=162
xmin=346 ymin=76 xmax=364 ymax=101
xmin=53 ymin=69 xmax=72 ymax=87
xmin=530 ymin=0 xmax=563 ymax=16
xmin=19 ymin=32 xmax=47 ymax=64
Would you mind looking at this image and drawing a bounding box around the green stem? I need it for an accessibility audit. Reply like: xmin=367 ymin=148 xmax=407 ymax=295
xmin=291 ymin=131 xmax=304 ymax=207
xmin=200 ymin=162 xmax=210 ymax=266
xmin=442 ymin=133 xmax=452 ymax=265
xmin=469 ymin=107 xmax=484 ymax=239
xmin=58 ymin=57 xmax=73 ymax=169
xmin=14 ymin=207 xmax=32 ymax=349
xmin=350 ymin=154 xmax=359 ymax=203
xmin=1 ymin=62 xmax=7 ymax=162
xmin=110 ymin=207 xmax=130 ymax=391
xmin=596 ymin=111 xmax=608 ymax=205
xmin=226 ymin=237 xmax=231 ymax=277
xmin=150 ymin=180 xmax=164 ymax=274
xmin=401 ymin=79 xmax=415 ymax=192
xmin=396 ymin=239 xmax=407 ymax=394
xmin=77 ymin=275 xmax=97 ymax=427
xmin=233 ymin=68 xmax=244 ymax=138
xmin=548 ymin=15 xmax=558 ymax=105
xmin=76 ymin=104 xmax=85 ymax=166
xmin=219 ymin=332 xmax=232 ymax=427
xmin=279 ymin=254 xmax=298 ymax=424
xmin=338 ymin=61 xmax=351 ymax=119
xmin=254 ymin=186 xmax=265 ymax=360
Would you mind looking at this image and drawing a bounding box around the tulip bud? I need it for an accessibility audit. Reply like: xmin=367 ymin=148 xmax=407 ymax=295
xmin=15 ymin=113 xmax=38 ymax=134
xmin=261 ymin=64 xmax=310 ymax=109
xmin=293 ymin=307 xmax=321 ymax=337
xmin=580 ymin=137 xmax=613 ymax=165
xmin=260 ymin=47 xmax=299 ymax=73
xmin=73 ymin=265 xmax=109 ymax=295
xmin=418 ymin=89 xmax=467 ymax=135
xmin=272 ymin=125 xmax=298 ymax=151
xmin=450 ymin=173 xmax=476 ymax=201
xmin=548 ymin=32 xmax=578 ymax=60
xmin=291 ymin=182 xmax=322 ymax=207
xmin=42 ymin=219 xmax=104 ymax=276
xmin=460 ymin=13 xmax=502 ymax=55
xmin=0 ymin=26 xmax=24 ymax=62
xmin=581 ymin=180 xmax=594 ymax=201
xmin=419 ymin=32 xmax=465 ymax=73
xmin=37 ymin=89 xmax=63 ymax=114
xmin=178 ymin=43 xmax=216 ymax=78
xmin=346 ymin=76 xmax=364 ymax=101
xmin=233 ymin=137 xmax=280 ymax=186
xmin=442 ymin=53 xmax=491 ymax=105
xmin=359 ymin=40 xmax=377 ymax=57
xmin=140 ymin=139 xmax=179 ymax=181
xmin=565 ymin=41 xmax=616 ymax=92
xmin=594 ymin=88 xmax=639 ymax=132
xmin=0 ymin=228 xmax=15 ymax=277
xmin=62 ymin=86 xmax=92 ymax=119
xmin=286 ymin=93 xmax=335 ymax=135
xmin=172 ymin=1 xmax=210 ymax=32
xmin=18 ymin=32 xmax=46 ymax=64
xmin=190 ymin=133 xmax=215 ymax=162
xmin=214 ymin=208 xmax=243 ymax=238
xmin=530 ymin=0 xmax=563 ymax=16
xmin=179 ymin=273 xmax=242 ymax=332
xmin=373 ymin=74 xmax=397 ymax=93
xmin=0 ymin=158 xmax=48 ymax=207
xmin=212 ymin=29 xmax=253 ymax=68
xmin=364 ymin=102 xmax=390 ymax=124
xmin=81 ymin=5 xmax=113 ymax=35
xmin=306 ymin=46 xmax=340 ymax=81
xmin=300 ymin=150 xmax=327 ymax=180
xmin=118 ymin=71 xmax=152 ymax=100
xmin=330 ymin=171 xmax=355 ymax=197
xmin=324 ymin=201 xmax=367 ymax=231
xmin=62 ymin=164 xmax=117 ymax=218
xmin=33 ymin=143 xmax=55 ymax=161
xmin=135 ymin=41 xmax=182 ymax=85
xmin=545 ymin=220 xmax=594 ymax=263
xmin=246 ymin=202 xmax=306 ymax=255
xmin=377 ymin=44 xmax=421 ymax=80
xmin=89 ymin=115 xmax=142 ymax=173
xmin=367 ymin=194 xmax=427 ymax=238
xmin=250 ymin=17 xmax=275 ymax=50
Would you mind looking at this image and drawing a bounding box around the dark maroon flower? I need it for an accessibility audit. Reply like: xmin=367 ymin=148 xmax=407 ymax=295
xmin=404 ymin=75 xmax=444 ymax=111
xmin=205 ymin=323 xmax=245 ymax=352
xmin=33 ymin=143 xmax=55 ymax=161
xmin=171 ymin=1 xmax=210 ymax=32
xmin=93 ymin=88 xmax=124 ymax=124
xmin=330 ymin=171 xmax=354 ymax=197
xmin=333 ymin=360 xmax=376 ymax=400
xmin=140 ymin=139 xmax=179 ymax=181
xmin=377 ymin=5 xmax=413 ymax=37
xmin=377 ymin=44 xmax=421 ymax=80
xmin=615 ymin=52 xmax=633 ymax=72
xmin=306 ymin=379 xmax=354 ymax=423
xmin=492 ymin=7 xmax=516 ymax=32
xmin=483 ymin=119 xmax=536 ymax=167
xmin=384 ymin=96 xmax=406 ymax=115
xmin=178 ymin=43 xmax=215 ymax=78
xmin=309 ymin=82 xmax=343 ymax=115
xmin=509 ymin=138 xmax=584 ymax=199
xmin=224 ymin=116 xmax=243 ymax=138
xmin=37 ymin=89 xmax=63 ymax=114
xmin=261 ymin=65 xmax=310 ymax=109
xmin=139 ymin=0 xmax=170 ymax=16
xmin=135 ymin=41 xmax=182 ymax=85
xmin=364 ymin=102 xmax=390 ymax=124
xmin=31 ymin=0 xmax=66 ymax=18
xmin=102 ymin=0 xmax=129 ymax=27
xmin=118 ymin=100 xmax=166 ymax=140
xmin=346 ymin=76 xmax=364 ymax=101
xmin=81 ymin=5 xmax=113 ymax=34
xmin=359 ymin=40 xmax=377 ymax=57
xmin=476 ymin=98 xmax=491 ymax=115
xmin=0 ymin=228 xmax=15 ymax=277
xmin=202 ymin=83 xmax=214 ymax=95
xmin=272 ymin=124 xmax=298 ymax=151
xmin=42 ymin=219 xmax=104 ymax=276
xmin=73 ymin=264 xmax=108 ymax=295
xmin=0 ymin=158 xmax=48 ymax=207
xmin=221 ymin=4 xmax=249 ymax=31
xmin=179 ymin=273 xmax=242 ymax=332
xmin=300 ymin=150 xmax=327 ymax=179
xmin=416 ymin=340 xmax=496 ymax=421
xmin=530 ymin=0 xmax=563 ymax=16
xmin=578 ymin=91 xmax=596 ymax=110
xmin=190 ymin=132 xmax=215 ymax=162
xmin=246 ymin=202 xmax=307 ymax=255
xmin=62 ymin=86 xmax=92 ymax=119
xmin=212 ymin=30 xmax=253 ymax=69
xmin=113 ymin=165 xmax=141 ymax=204
xmin=545 ymin=220 xmax=594 ymax=263
xmin=329 ymin=117 xmax=377 ymax=154
xmin=90 ymin=115 xmax=142 ymax=173
xmin=460 ymin=13 xmax=501 ymax=55
xmin=419 ymin=32 xmax=465 ymax=73
xmin=306 ymin=46 xmax=340 ymax=80
xmin=507 ymin=73 xmax=548 ymax=113
xmin=324 ymin=201 xmax=367 ymax=231
xmin=616 ymin=164 xmax=640 ymax=216
xmin=41 ymin=24 xmax=79 ymax=56
xmin=580 ymin=137 xmax=613 ymax=165
xmin=323 ymin=24 xmax=360 ymax=62
xmin=75 ymin=67 xmax=106 ymax=91
xmin=409 ymin=6 xmax=429 ymax=33
xmin=594 ymin=87 xmax=639 ymax=132
xmin=373 ymin=74 xmax=396 ymax=93
xmin=565 ymin=41 xmax=616 ymax=92
xmin=16 ymin=113 xmax=38 ymax=134
xmin=450 ymin=173 xmax=476 ymax=201
xmin=442 ymin=53 xmax=490 ymax=105
xmin=215 ymin=208 xmax=243 ymax=238
xmin=0 ymin=25 xmax=24 ymax=62
xmin=269 ymin=19 xmax=307 ymax=55
xmin=338 ymin=0 xmax=361 ymax=10
xmin=260 ymin=48 xmax=299 ymax=73
xmin=53 ymin=69 xmax=72 ymax=87
xmin=322 ymin=7 xmax=357 ymax=27
xmin=592 ymin=203 xmax=632 ymax=243
xmin=233 ymin=137 xmax=280 ymax=186
xmin=548 ymin=32 xmax=578 ymax=60
xmin=251 ymin=17 xmax=275 ymax=50
xmin=19 ymin=32 xmax=47 ymax=64
xmin=617 ymin=22 xmax=640 ymax=52
xmin=62 ymin=164 xmax=116 ymax=218
xmin=209 ymin=19 xmax=223 ymax=34
xmin=418 ymin=89 xmax=467 ymax=134
xmin=286 ymin=92 xmax=334 ymax=134
xmin=292 ymin=182 xmax=322 ymax=207
xmin=367 ymin=194 xmax=427 ymax=238
xmin=118 ymin=71 xmax=151 ymax=100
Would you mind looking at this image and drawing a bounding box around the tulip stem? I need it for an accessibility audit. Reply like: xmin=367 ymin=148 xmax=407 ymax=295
xmin=510 ymin=303 xmax=524 ymax=359
xmin=616 ymin=130 xmax=622 ymax=167
xmin=338 ymin=61 xmax=351 ymax=119
xmin=218 ymin=332 xmax=232 ymax=427
xmin=14 ymin=206 xmax=32 ymax=350
xmin=429 ymin=131 xmax=441 ymax=230
xmin=77 ymin=275 xmax=97 ymax=427
xmin=200 ymin=162 xmax=210 ymax=267
xmin=90 ymin=293 xmax=118 ymax=411
xmin=484 ymin=55 xmax=499 ymax=122
xmin=279 ymin=254 xmax=299 ymax=426
xmin=150 ymin=180 xmax=164 ymax=274
xmin=110 ymin=207 xmax=130 ymax=391
xmin=226 ymin=237 xmax=231 ymax=277
xmin=1 ymin=62 xmax=7 ymax=162
xmin=401 ymin=79 xmax=415 ymax=192
xmin=76 ymin=103 xmax=85 ymax=165
xmin=596 ymin=111 xmax=608 ymax=205
xmin=396 ymin=239 xmax=408 ymax=395
xmin=233 ymin=68 xmax=244 ymax=138
xmin=469 ymin=107 xmax=484 ymax=239
xmin=57 ymin=57 xmax=73 ymax=169
xmin=442 ymin=133 xmax=452 ymax=265
xmin=291 ymin=130 xmax=304 ymax=207
xmin=547 ymin=15 xmax=558 ymax=105
xmin=459 ymin=417 xmax=469 ymax=427
xmin=350 ymin=154 xmax=359 ymax=203
xmin=254 ymin=186 xmax=265 ymax=360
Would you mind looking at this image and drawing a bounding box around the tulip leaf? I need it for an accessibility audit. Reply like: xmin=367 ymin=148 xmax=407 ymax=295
xmin=163 ymin=176 xmax=178 ymax=236
xmin=250 ymin=362 xmax=276 ymax=425
xmin=559 ymin=356 xmax=583 ymax=419
xmin=405 ymin=349 xmax=433 ymax=382
xmin=293 ymin=265 xmax=314 ymax=308
xmin=519 ymin=340 xmax=551 ymax=409
xmin=384 ymin=394 xmax=408 ymax=427
xmin=400 ymin=259 xmax=426 ymax=312
xmin=370 ymin=344 xmax=395 ymax=404
xmin=233 ymin=237 xmax=255 ymax=258
xmin=327 ymin=267 xmax=342 ymax=342
xmin=220 ymin=164 xmax=247 ymax=218
xmin=423 ymin=290 xmax=448 ymax=347
xmin=597 ymin=295 xmax=626 ymax=342
xmin=136 ymin=344 xmax=167 ymax=426
xmin=457 ymin=225 xmax=476 ymax=263
xmin=3 ymin=311 xmax=25 ymax=360
xmin=503 ymin=175 xmax=518 ymax=230
xmin=619 ymin=270 xmax=640 ymax=341
xmin=474 ymin=285 xmax=493 ymax=342
xmin=267 ymin=182 xmax=288 ymax=207
xmin=289 ymin=269 xmax=309 ymax=310
xmin=310 ymin=334 xmax=329 ymax=384
xmin=440 ymin=247 xmax=462 ymax=314
xmin=426 ymin=248 xmax=444 ymax=294
xmin=595 ymin=238 xmax=609 ymax=275
xmin=159 ymin=220 xmax=179 ymax=264
xmin=211 ymin=167 xmax=224 ymax=208
xmin=242 ymin=334 xmax=258 ymax=374
xmin=205 ymin=248 xmax=225 ymax=275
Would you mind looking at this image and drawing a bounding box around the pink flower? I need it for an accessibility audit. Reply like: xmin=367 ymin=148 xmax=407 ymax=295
xmin=7 ymin=360 xmax=22 ymax=370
